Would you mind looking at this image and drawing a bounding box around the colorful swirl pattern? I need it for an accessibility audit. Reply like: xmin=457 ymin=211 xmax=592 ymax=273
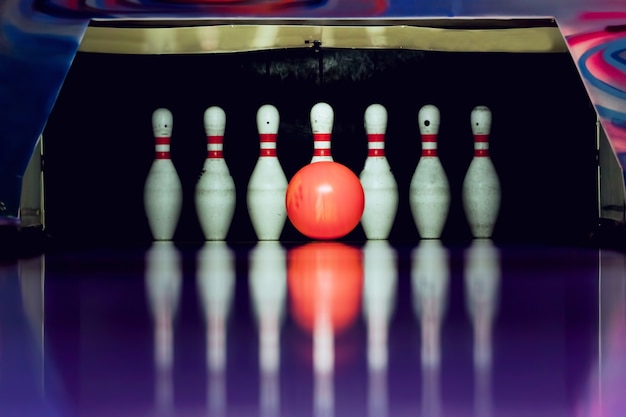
xmin=565 ymin=16 xmax=626 ymax=158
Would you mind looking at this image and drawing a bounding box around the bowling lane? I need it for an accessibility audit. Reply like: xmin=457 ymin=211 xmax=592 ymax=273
xmin=1 ymin=241 xmax=620 ymax=416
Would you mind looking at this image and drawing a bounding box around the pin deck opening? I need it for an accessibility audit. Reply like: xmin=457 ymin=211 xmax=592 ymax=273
xmin=41 ymin=22 xmax=601 ymax=247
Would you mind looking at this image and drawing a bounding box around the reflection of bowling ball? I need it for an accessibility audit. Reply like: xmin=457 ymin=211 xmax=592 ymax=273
xmin=287 ymin=242 xmax=363 ymax=334
xmin=286 ymin=162 xmax=365 ymax=240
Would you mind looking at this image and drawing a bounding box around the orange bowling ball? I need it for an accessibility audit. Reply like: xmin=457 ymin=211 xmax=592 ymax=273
xmin=286 ymin=161 xmax=365 ymax=240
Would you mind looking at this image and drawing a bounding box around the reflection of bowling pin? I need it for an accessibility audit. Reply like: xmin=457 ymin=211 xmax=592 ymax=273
xmin=197 ymin=241 xmax=235 ymax=416
xmin=314 ymin=313 xmax=335 ymax=417
xmin=462 ymin=106 xmax=501 ymax=239
xmin=464 ymin=238 xmax=500 ymax=368
xmin=144 ymin=108 xmax=183 ymax=241
xmin=145 ymin=242 xmax=182 ymax=370
xmin=145 ymin=242 xmax=182 ymax=414
xmin=411 ymin=240 xmax=449 ymax=368
xmin=363 ymin=241 xmax=397 ymax=417
xmin=464 ymin=238 xmax=499 ymax=417
xmin=412 ymin=240 xmax=447 ymax=417
xmin=195 ymin=106 xmax=236 ymax=241
xmin=249 ymin=241 xmax=287 ymax=417
xmin=310 ymin=102 xmax=334 ymax=163
xmin=409 ymin=105 xmax=451 ymax=239
xmin=247 ymin=105 xmax=288 ymax=241
xmin=359 ymin=104 xmax=399 ymax=241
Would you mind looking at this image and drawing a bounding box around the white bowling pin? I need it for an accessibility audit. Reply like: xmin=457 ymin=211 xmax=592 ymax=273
xmin=462 ymin=106 xmax=501 ymax=239
xmin=195 ymin=106 xmax=236 ymax=241
xmin=359 ymin=104 xmax=399 ymax=241
xmin=310 ymin=102 xmax=334 ymax=163
xmin=143 ymin=108 xmax=183 ymax=241
xmin=247 ymin=105 xmax=288 ymax=241
xmin=409 ymin=105 xmax=451 ymax=240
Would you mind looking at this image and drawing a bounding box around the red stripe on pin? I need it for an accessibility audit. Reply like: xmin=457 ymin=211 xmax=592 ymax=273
xmin=368 ymin=149 xmax=385 ymax=157
xmin=313 ymin=149 xmax=331 ymax=156
xmin=313 ymin=133 xmax=332 ymax=141
xmin=367 ymin=134 xmax=385 ymax=142
xmin=155 ymin=137 xmax=170 ymax=145
xmin=474 ymin=149 xmax=489 ymax=157
xmin=155 ymin=151 xmax=169 ymax=159
xmin=422 ymin=149 xmax=438 ymax=157
xmin=473 ymin=134 xmax=489 ymax=142
xmin=260 ymin=149 xmax=277 ymax=157
xmin=208 ymin=150 xmax=223 ymax=158
xmin=421 ymin=134 xmax=438 ymax=142
xmin=207 ymin=136 xmax=223 ymax=144
xmin=259 ymin=134 xmax=277 ymax=142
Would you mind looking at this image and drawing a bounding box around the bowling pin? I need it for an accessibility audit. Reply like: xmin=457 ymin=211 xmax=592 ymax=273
xmin=143 ymin=108 xmax=183 ymax=241
xmin=359 ymin=104 xmax=399 ymax=240
xmin=409 ymin=105 xmax=451 ymax=240
xmin=310 ymin=102 xmax=334 ymax=163
xmin=247 ymin=105 xmax=288 ymax=241
xmin=195 ymin=106 xmax=236 ymax=241
xmin=462 ymin=106 xmax=501 ymax=239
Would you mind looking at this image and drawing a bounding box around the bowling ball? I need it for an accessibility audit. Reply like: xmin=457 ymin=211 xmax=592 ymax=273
xmin=286 ymin=162 xmax=365 ymax=240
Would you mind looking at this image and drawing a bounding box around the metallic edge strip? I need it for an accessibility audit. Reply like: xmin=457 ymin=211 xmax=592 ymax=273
xmin=78 ymin=24 xmax=568 ymax=54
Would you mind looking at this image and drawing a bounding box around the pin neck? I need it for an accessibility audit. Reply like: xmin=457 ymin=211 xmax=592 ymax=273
xmin=313 ymin=149 xmax=332 ymax=157
xmin=368 ymin=149 xmax=385 ymax=157
xmin=420 ymin=134 xmax=439 ymax=157
xmin=312 ymin=131 xmax=332 ymax=159
xmin=473 ymin=134 xmax=490 ymax=157
xmin=367 ymin=134 xmax=386 ymax=157
xmin=206 ymin=135 xmax=224 ymax=159
xmin=154 ymin=136 xmax=171 ymax=159
xmin=258 ymin=133 xmax=278 ymax=157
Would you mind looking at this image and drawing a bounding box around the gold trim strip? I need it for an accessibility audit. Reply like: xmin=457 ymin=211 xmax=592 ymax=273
xmin=79 ymin=24 xmax=568 ymax=54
